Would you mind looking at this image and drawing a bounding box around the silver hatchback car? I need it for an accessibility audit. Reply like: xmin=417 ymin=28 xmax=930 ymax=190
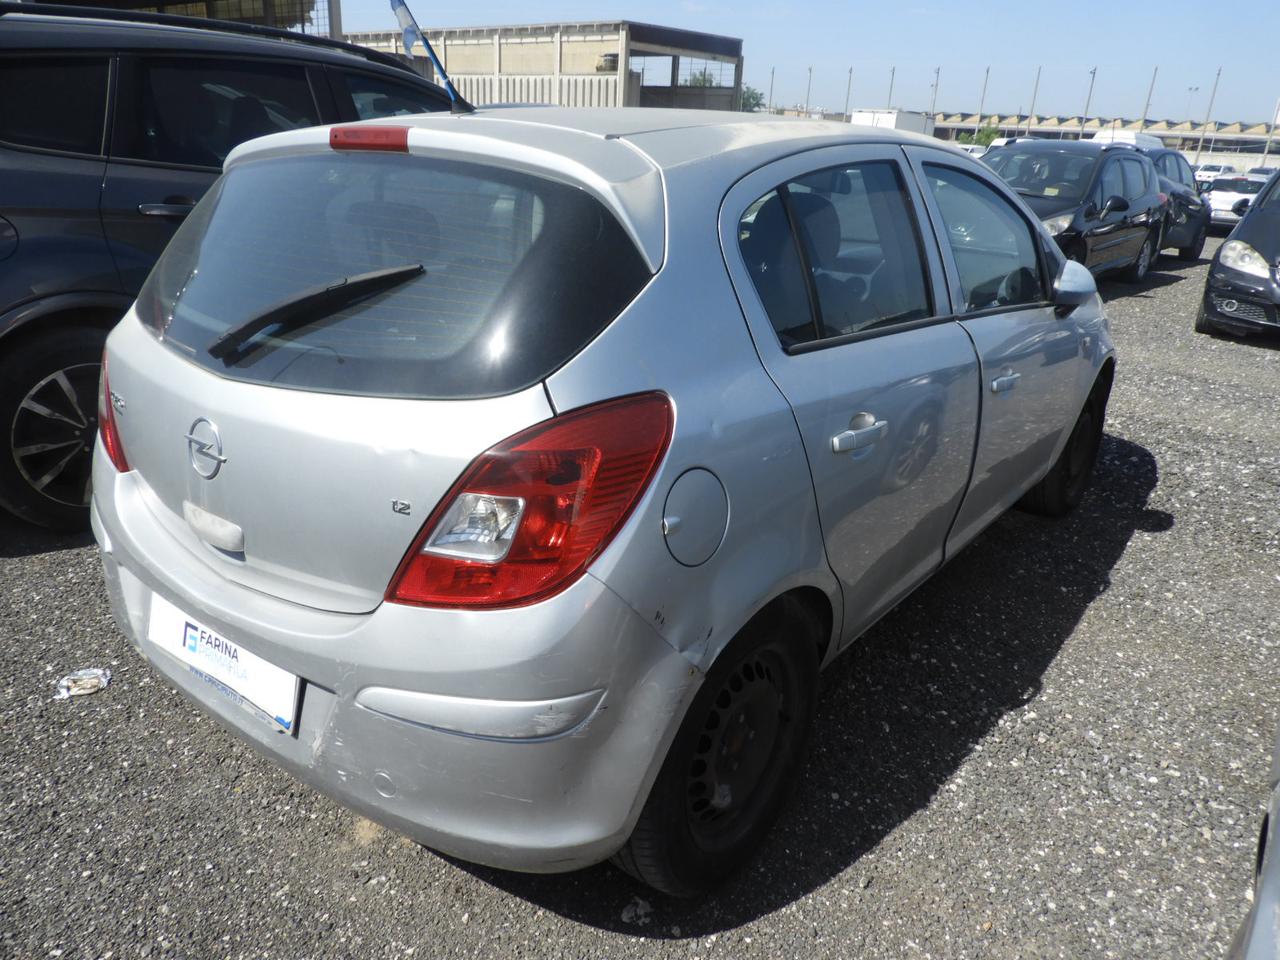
xmin=93 ymin=108 xmax=1114 ymax=896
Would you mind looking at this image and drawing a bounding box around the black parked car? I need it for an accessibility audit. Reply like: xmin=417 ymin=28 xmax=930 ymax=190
xmin=1195 ymin=170 xmax=1280 ymax=337
xmin=0 ymin=3 xmax=449 ymax=528
xmin=984 ymin=139 xmax=1168 ymax=282
xmin=1140 ymin=145 xmax=1209 ymax=261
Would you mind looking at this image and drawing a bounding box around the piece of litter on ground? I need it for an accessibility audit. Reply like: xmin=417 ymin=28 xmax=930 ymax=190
xmin=620 ymin=896 xmax=652 ymax=926
xmin=53 ymin=668 xmax=112 ymax=700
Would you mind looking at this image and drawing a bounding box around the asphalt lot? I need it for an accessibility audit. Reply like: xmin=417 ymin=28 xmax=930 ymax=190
xmin=3 ymin=235 xmax=1279 ymax=959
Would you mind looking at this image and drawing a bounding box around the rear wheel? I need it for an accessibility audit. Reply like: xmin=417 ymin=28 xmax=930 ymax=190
xmin=613 ymin=599 xmax=820 ymax=897
xmin=0 ymin=326 xmax=107 ymax=530
xmin=1018 ymin=386 xmax=1106 ymax=518
xmin=1178 ymin=225 xmax=1207 ymax=262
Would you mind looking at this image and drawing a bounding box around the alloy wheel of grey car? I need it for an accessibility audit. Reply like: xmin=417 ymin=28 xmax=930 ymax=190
xmin=0 ymin=327 xmax=105 ymax=529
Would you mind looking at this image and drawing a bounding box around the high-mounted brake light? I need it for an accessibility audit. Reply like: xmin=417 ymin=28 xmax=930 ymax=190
xmin=329 ymin=126 xmax=409 ymax=153
xmin=386 ymin=393 xmax=674 ymax=609
xmin=97 ymin=352 xmax=130 ymax=473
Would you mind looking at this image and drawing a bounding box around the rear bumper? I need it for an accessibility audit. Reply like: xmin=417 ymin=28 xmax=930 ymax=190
xmin=91 ymin=451 xmax=700 ymax=873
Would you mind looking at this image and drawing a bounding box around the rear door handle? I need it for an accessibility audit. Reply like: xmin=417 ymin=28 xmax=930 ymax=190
xmin=831 ymin=417 xmax=888 ymax=453
xmin=991 ymin=371 xmax=1021 ymax=393
xmin=138 ymin=202 xmax=195 ymax=218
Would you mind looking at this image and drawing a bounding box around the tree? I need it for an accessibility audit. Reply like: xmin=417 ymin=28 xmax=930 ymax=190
xmin=959 ymin=123 xmax=1000 ymax=147
xmin=741 ymin=85 xmax=765 ymax=112
xmin=682 ymin=68 xmax=718 ymax=88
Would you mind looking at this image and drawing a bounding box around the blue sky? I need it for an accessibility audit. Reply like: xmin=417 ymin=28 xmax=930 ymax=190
xmin=340 ymin=0 xmax=1279 ymax=123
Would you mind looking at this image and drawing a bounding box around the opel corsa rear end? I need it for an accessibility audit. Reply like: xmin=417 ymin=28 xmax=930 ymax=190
xmin=91 ymin=116 xmax=715 ymax=875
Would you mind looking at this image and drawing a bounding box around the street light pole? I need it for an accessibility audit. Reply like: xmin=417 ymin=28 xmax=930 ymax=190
xmin=1194 ymin=67 xmax=1221 ymax=164
xmin=844 ymin=66 xmax=853 ymax=119
xmin=1263 ymin=96 xmax=1280 ymax=163
xmin=804 ymin=65 xmax=812 ymax=116
xmin=887 ymin=66 xmax=895 ymax=109
xmin=767 ymin=66 xmax=774 ymax=112
xmin=1185 ymin=86 xmax=1198 ymax=120
xmin=1140 ymin=65 xmax=1157 ymax=130
xmin=1081 ymin=66 xmax=1096 ymax=139
xmin=976 ymin=65 xmax=989 ymax=136
xmin=929 ymin=66 xmax=940 ymax=117
xmin=1026 ymin=65 xmax=1041 ymax=137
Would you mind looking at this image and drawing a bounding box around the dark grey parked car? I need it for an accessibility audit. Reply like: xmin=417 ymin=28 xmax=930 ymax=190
xmin=0 ymin=3 xmax=448 ymax=528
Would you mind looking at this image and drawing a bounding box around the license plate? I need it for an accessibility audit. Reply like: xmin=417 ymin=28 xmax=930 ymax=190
xmin=147 ymin=593 xmax=298 ymax=732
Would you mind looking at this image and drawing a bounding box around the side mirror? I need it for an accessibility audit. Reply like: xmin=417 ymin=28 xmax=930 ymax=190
xmin=1083 ymin=201 xmax=1100 ymax=221
xmin=1232 ymin=198 xmax=1251 ymax=217
xmin=1053 ymin=259 xmax=1096 ymax=315
xmin=1101 ymin=195 xmax=1130 ymax=216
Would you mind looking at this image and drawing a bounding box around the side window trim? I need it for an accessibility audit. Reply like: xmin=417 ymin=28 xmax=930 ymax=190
xmin=902 ymin=147 xmax=1055 ymax=318
xmin=774 ymin=184 xmax=826 ymax=343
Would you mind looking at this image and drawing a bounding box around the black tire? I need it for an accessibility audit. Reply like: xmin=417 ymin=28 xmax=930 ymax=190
xmin=0 ymin=326 xmax=107 ymax=530
xmin=1193 ymin=303 xmax=1217 ymax=335
xmin=1177 ymin=225 xmax=1207 ymax=262
xmin=1121 ymin=232 xmax=1156 ymax=283
xmin=613 ymin=598 xmax=820 ymax=897
xmin=1018 ymin=388 xmax=1106 ymax=518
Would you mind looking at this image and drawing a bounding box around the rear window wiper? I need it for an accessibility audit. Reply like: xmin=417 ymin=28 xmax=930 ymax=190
xmin=207 ymin=262 xmax=425 ymax=363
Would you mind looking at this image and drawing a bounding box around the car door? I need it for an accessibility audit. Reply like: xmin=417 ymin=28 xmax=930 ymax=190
xmin=721 ymin=144 xmax=980 ymax=645
xmin=0 ymin=53 xmax=120 ymax=310
xmin=99 ymin=54 xmax=323 ymax=294
xmin=326 ymin=67 xmax=450 ymax=120
xmin=1083 ymin=156 xmax=1131 ymax=270
xmin=1119 ymin=156 xmax=1157 ymax=259
xmin=904 ymin=147 xmax=1084 ymax=554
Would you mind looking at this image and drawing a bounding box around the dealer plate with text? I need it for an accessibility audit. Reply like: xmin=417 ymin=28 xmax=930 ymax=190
xmin=147 ymin=593 xmax=298 ymax=732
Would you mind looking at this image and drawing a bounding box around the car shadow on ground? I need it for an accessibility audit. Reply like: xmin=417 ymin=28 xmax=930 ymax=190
xmin=452 ymin=433 xmax=1173 ymax=935
xmin=0 ymin=512 xmax=93 ymax=559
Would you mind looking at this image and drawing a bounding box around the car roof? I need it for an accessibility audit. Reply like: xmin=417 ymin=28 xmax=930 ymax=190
xmin=1214 ymin=172 xmax=1271 ymax=182
xmin=986 ymin=138 xmax=1136 ymax=157
xmin=0 ymin=9 xmax=416 ymax=74
xmin=225 ymin=107 xmax=978 ymax=273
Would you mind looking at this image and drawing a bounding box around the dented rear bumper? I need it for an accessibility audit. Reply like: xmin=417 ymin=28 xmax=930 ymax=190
xmin=92 ymin=451 xmax=700 ymax=873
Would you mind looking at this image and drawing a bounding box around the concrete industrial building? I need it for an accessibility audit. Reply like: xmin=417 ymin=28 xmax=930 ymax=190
xmin=32 ymin=0 xmax=342 ymax=37
xmin=343 ymin=21 xmax=744 ymax=110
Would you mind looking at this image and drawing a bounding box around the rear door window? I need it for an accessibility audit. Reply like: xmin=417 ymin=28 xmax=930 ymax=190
xmin=923 ymin=164 xmax=1046 ymax=312
xmin=737 ymin=161 xmax=932 ymax=347
xmin=0 ymin=57 xmax=109 ymax=155
xmin=116 ymin=58 xmax=319 ymax=168
xmin=136 ymin=153 xmax=652 ymax=399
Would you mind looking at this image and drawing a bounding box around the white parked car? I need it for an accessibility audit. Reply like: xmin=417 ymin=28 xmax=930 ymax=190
xmin=1205 ymin=173 xmax=1271 ymax=228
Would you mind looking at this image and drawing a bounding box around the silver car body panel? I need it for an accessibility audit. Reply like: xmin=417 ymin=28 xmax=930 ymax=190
xmin=95 ymin=107 xmax=1114 ymax=871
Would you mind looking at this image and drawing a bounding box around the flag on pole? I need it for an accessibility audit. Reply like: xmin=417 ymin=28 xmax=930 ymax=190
xmin=388 ymin=0 xmax=470 ymax=111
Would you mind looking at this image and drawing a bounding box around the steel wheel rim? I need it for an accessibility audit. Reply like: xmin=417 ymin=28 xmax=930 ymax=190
xmin=1137 ymin=239 xmax=1152 ymax=277
xmin=10 ymin=362 xmax=100 ymax=507
xmin=685 ymin=645 xmax=798 ymax=852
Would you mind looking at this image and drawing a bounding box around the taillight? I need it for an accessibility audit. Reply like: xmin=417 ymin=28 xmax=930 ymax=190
xmin=1158 ymin=191 xmax=1169 ymax=205
xmin=329 ymin=125 xmax=409 ymax=152
xmin=97 ymin=352 xmax=130 ymax=472
xmin=387 ymin=392 xmax=674 ymax=609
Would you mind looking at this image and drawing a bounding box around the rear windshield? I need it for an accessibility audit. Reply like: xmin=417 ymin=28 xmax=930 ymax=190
xmin=136 ymin=152 xmax=653 ymax=399
xmin=983 ymin=148 xmax=1098 ymax=201
xmin=1211 ymin=177 xmax=1265 ymax=195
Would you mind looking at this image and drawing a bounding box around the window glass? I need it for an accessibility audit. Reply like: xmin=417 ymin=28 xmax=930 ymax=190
xmin=1211 ymin=177 xmax=1266 ymax=195
xmin=737 ymin=161 xmax=932 ymax=347
xmin=1155 ymin=154 xmax=1175 ymax=179
xmin=119 ymin=59 xmax=319 ymax=167
xmin=1176 ymin=156 xmax=1195 ymax=187
xmin=737 ymin=190 xmax=816 ymax=346
xmin=135 ymin=153 xmax=651 ymax=399
xmin=0 ymin=57 xmax=108 ymax=154
xmin=983 ymin=147 xmax=1097 ymax=201
xmin=786 ymin=162 xmax=931 ymax=338
xmin=1121 ymin=158 xmax=1148 ymax=201
xmin=339 ymin=72 xmax=447 ymax=119
xmin=923 ymin=164 xmax=1046 ymax=313
xmin=1098 ymin=161 xmax=1125 ymax=205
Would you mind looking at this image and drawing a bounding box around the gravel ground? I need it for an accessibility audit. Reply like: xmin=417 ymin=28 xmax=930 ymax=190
xmin=3 ymin=236 xmax=1278 ymax=959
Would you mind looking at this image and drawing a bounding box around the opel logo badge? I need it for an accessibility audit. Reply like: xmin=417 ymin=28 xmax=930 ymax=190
xmin=185 ymin=417 xmax=227 ymax=479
